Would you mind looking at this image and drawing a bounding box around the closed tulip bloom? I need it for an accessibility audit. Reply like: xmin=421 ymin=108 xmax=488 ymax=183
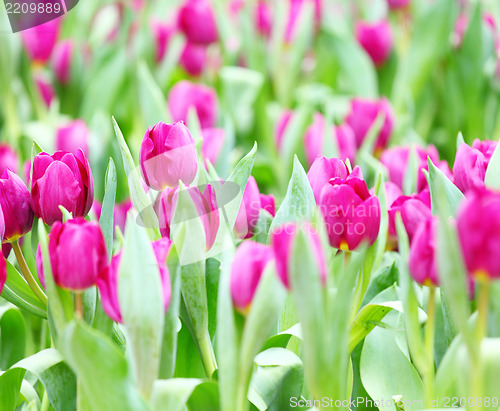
xmin=271 ymin=222 xmax=327 ymax=289
xmin=457 ymin=188 xmax=500 ymax=280
xmin=168 ymin=80 xmax=218 ymax=129
xmin=235 ymin=176 xmax=261 ymax=239
xmin=56 ymin=120 xmax=90 ymax=157
xmin=0 ymin=253 xmax=5 ymax=295
xmin=139 ymin=121 xmax=197 ymax=191
xmin=113 ymin=199 xmax=133 ymax=235
xmin=0 ymin=144 xmax=19 ymax=175
xmin=355 ymin=20 xmax=393 ymax=67
xmin=152 ymin=20 xmax=174 ymax=63
xmin=97 ymin=238 xmax=172 ymax=323
xmin=255 ymin=1 xmax=272 ymax=37
xmin=345 ymin=98 xmax=394 ymax=152
xmin=408 ymin=217 xmax=439 ymax=286
xmin=201 ymin=128 xmax=225 ymax=167
xmin=230 ymin=241 xmax=274 ymax=311
xmin=260 ymin=194 xmax=276 ymax=217
xmin=387 ymin=0 xmax=410 ymax=10
xmin=388 ymin=189 xmax=432 ymax=244
xmin=453 ymin=140 xmax=498 ymax=193
xmin=21 ymin=18 xmax=60 ymax=63
xmin=36 ymin=218 xmax=107 ymax=291
xmin=285 ymin=0 xmax=322 ymax=42
xmin=178 ymin=0 xmax=218 ymax=45
xmin=156 ymin=184 xmax=219 ymax=250
xmin=31 ymin=150 xmax=94 ymax=226
xmin=0 ymin=170 xmax=34 ymax=243
xmin=317 ymin=169 xmax=381 ymax=250
xmin=307 ymin=156 xmax=352 ymax=203
xmin=180 ymin=42 xmax=207 ymax=76
xmin=51 ymin=40 xmax=74 ymax=84
xmin=34 ymin=74 xmax=55 ymax=107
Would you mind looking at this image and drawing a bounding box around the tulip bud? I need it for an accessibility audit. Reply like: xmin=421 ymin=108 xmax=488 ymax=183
xmin=457 ymin=188 xmax=500 ymax=280
xmin=114 ymin=199 xmax=133 ymax=236
xmin=0 ymin=206 xmax=4 ymax=243
xmin=275 ymin=110 xmax=293 ymax=152
xmin=36 ymin=218 xmax=108 ymax=291
xmin=56 ymin=120 xmax=90 ymax=157
xmin=0 ymin=253 xmax=5 ymax=295
xmin=235 ymin=176 xmax=261 ymax=239
xmin=155 ymin=184 xmax=219 ymax=250
xmin=316 ymin=167 xmax=381 ymax=250
xmin=180 ymin=42 xmax=207 ymax=76
xmin=139 ymin=121 xmax=198 ymax=191
xmin=152 ymin=20 xmax=174 ymax=63
xmin=387 ymin=0 xmax=410 ymax=10
xmin=201 ymin=128 xmax=225 ymax=167
xmin=168 ymin=80 xmax=218 ymax=129
xmin=345 ymin=98 xmax=394 ymax=152
xmin=408 ymin=217 xmax=439 ymax=286
xmin=230 ymin=241 xmax=274 ymax=311
xmin=21 ymin=18 xmax=60 ymax=64
xmin=178 ymin=0 xmax=218 ymax=45
xmin=255 ymin=1 xmax=272 ymax=37
xmin=307 ymin=156 xmax=352 ymax=203
xmin=260 ymin=194 xmax=276 ymax=217
xmin=271 ymin=222 xmax=327 ymax=289
xmin=34 ymin=74 xmax=55 ymax=107
xmin=388 ymin=189 xmax=432 ymax=245
xmin=285 ymin=0 xmax=322 ymax=42
xmin=0 ymin=170 xmax=34 ymax=243
xmin=31 ymin=150 xmax=94 ymax=226
xmin=97 ymin=238 xmax=172 ymax=323
xmin=0 ymin=144 xmax=19 ymax=175
xmin=355 ymin=20 xmax=393 ymax=67
xmin=453 ymin=140 xmax=498 ymax=193
xmin=51 ymin=40 xmax=74 ymax=84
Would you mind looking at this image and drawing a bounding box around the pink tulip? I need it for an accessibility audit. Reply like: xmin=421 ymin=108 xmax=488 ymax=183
xmin=355 ymin=20 xmax=393 ymax=67
xmin=408 ymin=216 xmax=439 ymax=286
xmin=36 ymin=218 xmax=108 ymax=291
xmin=152 ymin=20 xmax=175 ymax=63
xmin=453 ymin=140 xmax=498 ymax=193
xmin=307 ymin=156 xmax=352 ymax=203
xmin=0 ymin=144 xmax=19 ymax=175
xmin=23 ymin=160 xmax=31 ymax=186
xmin=34 ymin=74 xmax=55 ymax=107
xmin=255 ymin=1 xmax=272 ymax=37
xmin=21 ymin=18 xmax=60 ymax=63
xmin=201 ymin=128 xmax=225 ymax=167
xmin=178 ymin=0 xmax=218 ymax=45
xmin=260 ymin=194 xmax=276 ymax=217
xmin=271 ymin=222 xmax=327 ymax=289
xmin=457 ymin=188 xmax=500 ymax=280
xmin=285 ymin=0 xmax=322 ymax=42
xmin=113 ymin=199 xmax=133 ymax=235
xmin=56 ymin=120 xmax=90 ymax=157
xmin=156 ymin=184 xmax=219 ymax=250
xmin=235 ymin=176 xmax=261 ymax=239
xmin=31 ymin=150 xmax=94 ymax=226
xmin=139 ymin=121 xmax=198 ymax=191
xmin=51 ymin=40 xmax=74 ymax=84
xmin=97 ymin=238 xmax=172 ymax=323
xmin=0 ymin=252 xmax=5 ymax=295
xmin=180 ymin=42 xmax=207 ymax=76
xmin=387 ymin=0 xmax=410 ymax=10
xmin=345 ymin=98 xmax=394 ymax=151
xmin=0 ymin=170 xmax=34 ymax=243
xmin=168 ymin=80 xmax=218 ymax=129
xmin=230 ymin=241 xmax=274 ymax=311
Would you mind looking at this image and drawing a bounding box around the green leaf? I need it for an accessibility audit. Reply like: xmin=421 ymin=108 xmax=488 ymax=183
xmin=150 ymin=378 xmax=201 ymax=411
xmin=99 ymin=158 xmax=117 ymax=258
xmin=59 ymin=321 xmax=148 ymax=411
xmin=0 ymin=305 xmax=26 ymax=369
xmin=253 ymin=210 xmax=274 ymax=244
xmin=119 ymin=214 xmax=164 ymax=398
xmin=269 ymin=156 xmax=315 ymax=235
xmin=0 ymin=368 xmax=25 ymax=411
xmin=427 ymin=157 xmax=464 ymax=217
xmin=484 ymin=135 xmax=500 ymax=190
xmin=138 ymin=61 xmax=169 ymax=127
xmin=280 ymin=107 xmax=312 ymax=172
xmin=187 ymin=381 xmax=220 ymax=411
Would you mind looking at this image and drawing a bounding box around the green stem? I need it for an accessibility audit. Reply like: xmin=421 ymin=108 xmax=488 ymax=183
xmin=197 ymin=329 xmax=217 ymax=378
xmin=75 ymin=293 xmax=83 ymax=319
xmin=12 ymin=240 xmax=48 ymax=306
xmin=424 ymin=286 xmax=436 ymax=404
xmin=41 ymin=390 xmax=50 ymax=411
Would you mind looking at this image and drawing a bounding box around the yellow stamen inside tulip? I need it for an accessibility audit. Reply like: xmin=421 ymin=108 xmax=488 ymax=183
xmin=339 ymin=240 xmax=349 ymax=251
xmin=474 ymin=270 xmax=490 ymax=283
xmin=423 ymin=279 xmax=434 ymax=287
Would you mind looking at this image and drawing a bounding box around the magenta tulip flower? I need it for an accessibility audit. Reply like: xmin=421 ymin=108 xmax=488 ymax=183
xmin=156 ymin=184 xmax=219 ymax=250
xmin=316 ymin=167 xmax=381 ymax=250
xmin=0 ymin=253 xmax=5 ymax=295
xmin=260 ymin=194 xmax=276 ymax=217
xmin=275 ymin=110 xmax=292 ymax=151
xmin=0 ymin=144 xmax=19 ymax=175
xmin=387 ymin=0 xmax=410 ymax=10
xmin=152 ymin=20 xmax=174 ymax=63
xmin=453 ymin=140 xmax=498 ymax=193
xmin=271 ymin=222 xmax=327 ymax=289
xmin=230 ymin=241 xmax=274 ymax=312
xmin=178 ymin=0 xmax=218 ymax=45
xmin=0 ymin=170 xmax=34 ymax=243
xmin=31 ymin=150 xmax=94 ymax=226
xmin=21 ymin=18 xmax=60 ymax=63
xmin=97 ymin=238 xmax=172 ymax=323
xmin=285 ymin=0 xmax=322 ymax=42
xmin=307 ymin=156 xmax=352 ymax=203
xmin=356 ymin=20 xmax=393 ymax=67
xmin=56 ymin=120 xmax=90 ymax=157
xmin=34 ymin=74 xmax=55 ymax=107
xmin=235 ymin=176 xmax=261 ymax=239
xmin=113 ymin=199 xmax=133 ymax=235
xmin=408 ymin=216 xmax=439 ymax=286
xmin=345 ymin=98 xmax=394 ymax=152
xmin=51 ymin=40 xmax=74 ymax=84
xmin=139 ymin=121 xmax=197 ymax=191
xmin=201 ymin=128 xmax=225 ymax=167
xmin=168 ymin=80 xmax=218 ymax=129
xmin=180 ymin=42 xmax=207 ymax=76
xmin=36 ymin=218 xmax=107 ymax=291
xmin=255 ymin=1 xmax=272 ymax=37
xmin=457 ymin=188 xmax=500 ymax=280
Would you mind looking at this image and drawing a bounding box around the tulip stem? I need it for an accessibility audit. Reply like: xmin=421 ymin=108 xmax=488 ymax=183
xmin=12 ymin=240 xmax=48 ymax=306
xmin=75 ymin=293 xmax=83 ymax=319
xmin=198 ymin=330 xmax=217 ymax=378
xmin=423 ymin=286 xmax=436 ymax=403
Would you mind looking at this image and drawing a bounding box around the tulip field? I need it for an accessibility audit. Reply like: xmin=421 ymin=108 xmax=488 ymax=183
xmin=3 ymin=0 xmax=500 ymax=409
